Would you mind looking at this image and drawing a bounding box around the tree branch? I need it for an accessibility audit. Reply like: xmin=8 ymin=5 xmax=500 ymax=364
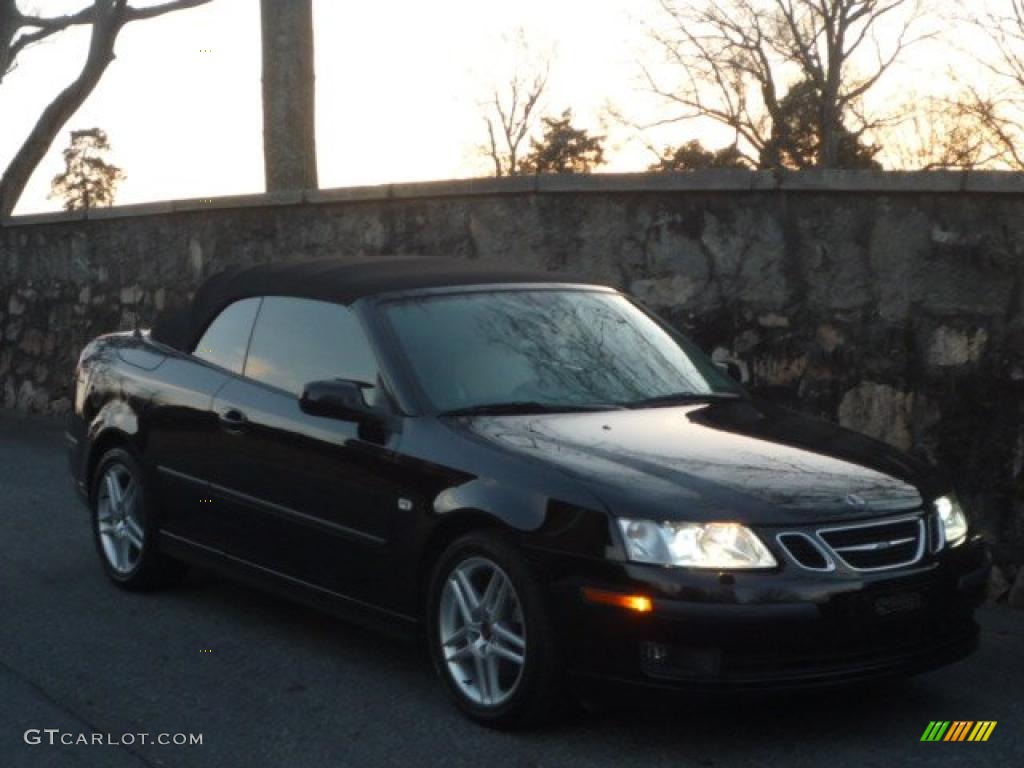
xmin=4 ymin=0 xmax=211 ymax=86
xmin=124 ymin=0 xmax=212 ymax=22
xmin=1 ymin=0 xmax=213 ymax=215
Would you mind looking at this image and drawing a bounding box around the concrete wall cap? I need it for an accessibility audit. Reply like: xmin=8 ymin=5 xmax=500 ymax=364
xmin=2 ymin=170 xmax=1022 ymax=228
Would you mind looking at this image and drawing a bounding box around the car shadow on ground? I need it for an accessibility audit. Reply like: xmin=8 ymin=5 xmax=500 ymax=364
xmin=170 ymin=564 xmax=974 ymax=745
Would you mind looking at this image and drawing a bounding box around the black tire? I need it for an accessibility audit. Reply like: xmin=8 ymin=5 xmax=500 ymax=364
xmin=427 ymin=530 xmax=566 ymax=728
xmin=90 ymin=447 xmax=186 ymax=590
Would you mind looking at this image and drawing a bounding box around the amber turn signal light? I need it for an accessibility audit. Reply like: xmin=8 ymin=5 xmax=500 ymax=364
xmin=582 ymin=588 xmax=653 ymax=613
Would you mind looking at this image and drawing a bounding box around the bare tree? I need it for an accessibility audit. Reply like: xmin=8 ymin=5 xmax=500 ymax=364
xmin=481 ymin=30 xmax=551 ymax=177
xmin=0 ymin=0 xmax=211 ymax=217
xmin=260 ymin=0 xmax=317 ymax=191
xmin=880 ymin=92 xmax=998 ymax=170
xmin=956 ymin=1 xmax=1024 ymax=169
xmin=643 ymin=0 xmax=928 ymax=169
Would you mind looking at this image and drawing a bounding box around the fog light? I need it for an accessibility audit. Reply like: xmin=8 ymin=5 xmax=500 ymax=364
xmin=641 ymin=641 xmax=669 ymax=664
xmin=582 ymin=588 xmax=653 ymax=613
xmin=640 ymin=644 xmax=722 ymax=679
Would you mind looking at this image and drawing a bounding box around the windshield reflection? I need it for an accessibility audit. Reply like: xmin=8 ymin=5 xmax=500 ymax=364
xmin=383 ymin=289 xmax=740 ymax=413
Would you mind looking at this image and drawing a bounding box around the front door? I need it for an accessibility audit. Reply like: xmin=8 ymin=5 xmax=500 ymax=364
xmin=205 ymin=296 xmax=402 ymax=602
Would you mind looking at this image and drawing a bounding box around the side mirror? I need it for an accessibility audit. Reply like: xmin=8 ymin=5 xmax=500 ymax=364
xmin=715 ymin=360 xmax=745 ymax=383
xmin=299 ymin=379 xmax=381 ymax=423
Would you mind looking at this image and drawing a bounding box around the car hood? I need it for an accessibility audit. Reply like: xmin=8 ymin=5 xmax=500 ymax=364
xmin=456 ymin=399 xmax=941 ymax=525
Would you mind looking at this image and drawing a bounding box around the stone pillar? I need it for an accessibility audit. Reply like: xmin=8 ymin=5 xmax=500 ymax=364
xmin=260 ymin=0 xmax=318 ymax=192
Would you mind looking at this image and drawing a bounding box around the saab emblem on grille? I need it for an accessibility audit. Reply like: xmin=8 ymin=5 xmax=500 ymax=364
xmin=844 ymin=493 xmax=868 ymax=509
xmin=857 ymin=540 xmax=901 ymax=550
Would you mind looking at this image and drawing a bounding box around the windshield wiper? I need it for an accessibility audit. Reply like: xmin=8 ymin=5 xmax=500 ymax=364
xmin=439 ymin=401 xmax=623 ymax=418
xmin=623 ymin=392 xmax=742 ymax=409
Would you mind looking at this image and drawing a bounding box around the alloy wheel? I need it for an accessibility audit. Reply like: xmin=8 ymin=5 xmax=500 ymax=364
xmin=96 ymin=463 xmax=145 ymax=574
xmin=438 ymin=556 xmax=527 ymax=708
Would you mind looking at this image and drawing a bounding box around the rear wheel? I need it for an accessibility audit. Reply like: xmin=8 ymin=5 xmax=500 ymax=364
xmin=91 ymin=448 xmax=185 ymax=590
xmin=427 ymin=531 xmax=565 ymax=728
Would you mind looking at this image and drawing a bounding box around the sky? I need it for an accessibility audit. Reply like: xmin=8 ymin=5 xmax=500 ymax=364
xmin=0 ymin=0 xmax=997 ymax=215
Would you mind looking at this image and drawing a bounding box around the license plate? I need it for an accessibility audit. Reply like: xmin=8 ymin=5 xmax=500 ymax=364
xmin=873 ymin=590 xmax=923 ymax=616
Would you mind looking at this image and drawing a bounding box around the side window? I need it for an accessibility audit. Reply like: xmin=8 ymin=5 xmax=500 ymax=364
xmin=192 ymin=297 xmax=261 ymax=374
xmin=243 ymin=297 xmax=381 ymax=401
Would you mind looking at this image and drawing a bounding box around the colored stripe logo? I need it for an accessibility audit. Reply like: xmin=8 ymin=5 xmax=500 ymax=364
xmin=921 ymin=721 xmax=997 ymax=742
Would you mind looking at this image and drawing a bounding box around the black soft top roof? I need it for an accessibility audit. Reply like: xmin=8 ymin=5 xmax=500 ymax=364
xmin=150 ymin=257 xmax=598 ymax=351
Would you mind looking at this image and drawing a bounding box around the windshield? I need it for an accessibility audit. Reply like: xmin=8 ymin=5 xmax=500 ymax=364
xmin=382 ymin=289 xmax=742 ymax=413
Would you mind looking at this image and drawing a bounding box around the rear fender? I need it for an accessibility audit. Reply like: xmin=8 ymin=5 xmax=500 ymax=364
xmin=88 ymin=399 xmax=140 ymax=446
xmin=82 ymin=400 xmax=142 ymax=499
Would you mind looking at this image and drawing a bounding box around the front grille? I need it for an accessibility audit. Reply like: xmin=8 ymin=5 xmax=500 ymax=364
xmin=927 ymin=510 xmax=944 ymax=552
xmin=777 ymin=532 xmax=832 ymax=570
xmin=818 ymin=516 xmax=924 ymax=571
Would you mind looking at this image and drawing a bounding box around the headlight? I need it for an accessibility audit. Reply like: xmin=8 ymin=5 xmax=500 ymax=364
xmin=934 ymin=495 xmax=967 ymax=547
xmin=616 ymin=519 xmax=777 ymax=569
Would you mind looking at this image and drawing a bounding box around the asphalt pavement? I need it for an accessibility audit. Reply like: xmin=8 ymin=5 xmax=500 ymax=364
xmin=1 ymin=411 xmax=1021 ymax=768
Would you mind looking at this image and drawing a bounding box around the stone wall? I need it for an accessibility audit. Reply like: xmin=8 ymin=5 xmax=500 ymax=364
xmin=2 ymin=171 xmax=1023 ymax=581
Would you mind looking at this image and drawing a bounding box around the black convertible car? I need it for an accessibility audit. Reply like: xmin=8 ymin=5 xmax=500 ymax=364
xmin=67 ymin=258 xmax=990 ymax=727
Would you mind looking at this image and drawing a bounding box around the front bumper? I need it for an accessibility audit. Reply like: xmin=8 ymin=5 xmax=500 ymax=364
xmin=541 ymin=535 xmax=990 ymax=693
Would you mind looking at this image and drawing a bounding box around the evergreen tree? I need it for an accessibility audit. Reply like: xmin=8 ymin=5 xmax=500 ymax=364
xmin=761 ymin=80 xmax=881 ymax=170
xmin=649 ymin=140 xmax=750 ymax=171
xmin=520 ymin=110 xmax=605 ymax=174
xmin=50 ymin=128 xmax=125 ymax=211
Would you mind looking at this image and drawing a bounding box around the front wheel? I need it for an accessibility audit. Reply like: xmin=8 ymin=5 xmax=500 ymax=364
xmin=427 ymin=532 xmax=565 ymax=728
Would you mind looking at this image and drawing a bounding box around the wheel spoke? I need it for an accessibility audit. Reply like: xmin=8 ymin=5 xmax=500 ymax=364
xmin=442 ymin=625 xmax=469 ymax=647
xmin=97 ymin=500 xmax=116 ymax=524
xmin=448 ymin=578 xmax=474 ymax=623
xmin=124 ymin=534 xmax=134 ymax=569
xmin=485 ymin=653 xmax=501 ymax=699
xmin=490 ymin=576 xmax=510 ymax=616
xmin=490 ymin=642 xmax=524 ymax=666
xmin=473 ymin=653 xmax=491 ymax=705
xmin=445 ymin=643 xmax=473 ymax=663
xmin=97 ymin=520 xmax=117 ymax=536
xmin=104 ymin=472 xmax=122 ymax=509
xmin=493 ymin=622 xmax=525 ymax=649
xmin=117 ymin=532 xmax=130 ymax=570
xmin=120 ymin=481 xmax=138 ymax=516
xmin=124 ymin=518 xmax=145 ymax=550
xmin=455 ymin=569 xmax=481 ymax=611
xmin=481 ymin=570 xmax=501 ymax=610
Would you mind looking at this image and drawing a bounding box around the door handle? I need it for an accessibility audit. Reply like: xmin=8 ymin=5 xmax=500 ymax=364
xmin=218 ymin=408 xmax=248 ymax=432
